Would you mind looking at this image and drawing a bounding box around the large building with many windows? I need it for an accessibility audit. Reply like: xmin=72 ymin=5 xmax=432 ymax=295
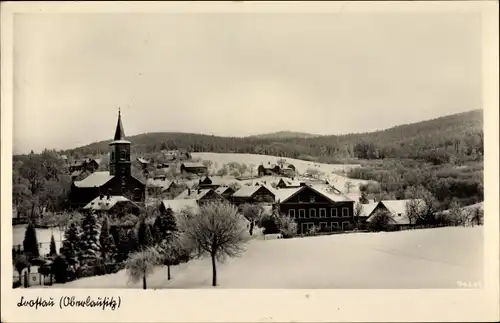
xmin=275 ymin=183 xmax=354 ymax=234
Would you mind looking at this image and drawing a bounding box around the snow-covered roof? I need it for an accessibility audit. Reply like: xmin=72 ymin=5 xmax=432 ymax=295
xmin=278 ymin=178 xmax=302 ymax=187
xmin=366 ymin=199 xmax=425 ymax=225
xmin=74 ymin=171 xmax=114 ymax=188
xmin=182 ymin=162 xmax=206 ymax=168
xmin=83 ymin=195 xmax=139 ymax=211
xmin=233 ymin=185 xmax=274 ymax=198
xmin=215 ymin=186 xmax=233 ymax=195
xmin=273 ymin=187 xmax=301 ymax=202
xmin=147 ymin=178 xmax=173 ymax=191
xmin=356 ymin=202 xmax=379 ymax=218
xmin=175 ymin=188 xmax=213 ymax=200
xmin=161 ymin=199 xmax=200 ymax=213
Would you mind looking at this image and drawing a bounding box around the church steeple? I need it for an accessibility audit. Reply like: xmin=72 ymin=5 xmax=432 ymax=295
xmin=109 ymin=109 xmax=131 ymax=177
xmin=113 ymin=108 xmax=126 ymax=141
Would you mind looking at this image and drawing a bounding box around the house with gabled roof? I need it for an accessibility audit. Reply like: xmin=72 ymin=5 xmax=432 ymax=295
xmin=83 ymin=195 xmax=141 ymax=215
xmin=69 ymin=111 xmax=146 ymax=208
xmin=232 ymin=184 xmax=276 ymax=206
xmin=159 ymin=199 xmax=200 ymax=217
xmin=214 ymin=186 xmax=236 ymax=200
xmin=276 ymin=178 xmax=302 ymax=189
xmin=180 ymin=162 xmax=207 ymax=175
xmin=276 ymin=183 xmax=354 ymax=234
xmin=174 ymin=187 xmax=225 ymax=205
xmin=365 ymin=199 xmax=425 ymax=230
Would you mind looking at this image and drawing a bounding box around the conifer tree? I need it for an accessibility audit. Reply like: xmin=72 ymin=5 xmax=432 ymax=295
xmin=153 ymin=208 xmax=178 ymax=243
xmin=137 ymin=217 xmax=154 ymax=250
xmin=49 ymin=234 xmax=58 ymax=257
xmin=23 ymin=222 xmax=40 ymax=259
xmin=60 ymin=221 xmax=82 ymax=266
xmin=99 ymin=216 xmax=116 ymax=262
xmin=79 ymin=213 xmax=101 ymax=266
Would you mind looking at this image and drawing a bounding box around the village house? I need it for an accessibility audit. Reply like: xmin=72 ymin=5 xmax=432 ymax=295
xmin=275 ymin=183 xmax=355 ymax=234
xmin=69 ymin=158 xmax=100 ymax=174
xmin=159 ymin=199 xmax=200 ymax=216
xmin=232 ymin=184 xmax=276 ymax=206
xmin=180 ymin=162 xmax=207 ymax=175
xmin=69 ymin=111 xmax=146 ymax=208
xmin=135 ymin=157 xmax=150 ymax=170
xmin=354 ymin=202 xmax=379 ymax=230
xmin=257 ymin=164 xmax=281 ymax=176
xmin=197 ymin=176 xmax=236 ymax=189
xmin=276 ymin=178 xmax=302 ymax=189
xmin=214 ymin=186 xmax=236 ymax=200
xmin=365 ymin=199 xmax=425 ymax=230
xmin=146 ymin=176 xmax=181 ymax=196
xmin=174 ymin=187 xmax=225 ymax=205
xmin=83 ymin=195 xmax=141 ymax=216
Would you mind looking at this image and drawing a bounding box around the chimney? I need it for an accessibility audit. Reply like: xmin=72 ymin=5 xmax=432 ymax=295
xmin=100 ymin=193 xmax=104 ymax=200
xmin=188 ymin=188 xmax=191 ymax=195
xmin=198 ymin=188 xmax=201 ymax=194
xmin=300 ymin=182 xmax=306 ymax=186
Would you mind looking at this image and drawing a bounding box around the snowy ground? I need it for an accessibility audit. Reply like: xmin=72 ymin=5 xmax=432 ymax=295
xmin=47 ymin=226 xmax=483 ymax=289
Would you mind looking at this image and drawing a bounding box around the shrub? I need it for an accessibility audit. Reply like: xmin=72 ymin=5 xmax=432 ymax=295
xmin=51 ymin=255 xmax=70 ymax=283
xmin=368 ymin=210 xmax=393 ymax=232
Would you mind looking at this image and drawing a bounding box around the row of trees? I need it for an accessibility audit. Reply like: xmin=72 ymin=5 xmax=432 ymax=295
xmin=16 ymin=201 xmax=251 ymax=289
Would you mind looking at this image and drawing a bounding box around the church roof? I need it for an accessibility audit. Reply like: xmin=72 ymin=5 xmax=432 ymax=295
xmin=74 ymin=171 xmax=114 ymax=188
xmin=111 ymin=110 xmax=131 ymax=144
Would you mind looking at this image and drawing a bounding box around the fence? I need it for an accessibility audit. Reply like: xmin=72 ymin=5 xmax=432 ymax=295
xmin=13 ymin=272 xmax=54 ymax=288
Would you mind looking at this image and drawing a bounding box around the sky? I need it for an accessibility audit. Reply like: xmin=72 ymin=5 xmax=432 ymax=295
xmin=13 ymin=11 xmax=482 ymax=154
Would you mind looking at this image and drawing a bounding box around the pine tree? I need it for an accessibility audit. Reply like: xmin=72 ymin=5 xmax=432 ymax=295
xmin=99 ymin=216 xmax=116 ymax=263
xmin=49 ymin=234 xmax=58 ymax=257
xmin=79 ymin=213 xmax=101 ymax=266
xmin=152 ymin=208 xmax=178 ymax=243
xmin=23 ymin=222 xmax=40 ymax=259
xmin=60 ymin=221 xmax=82 ymax=266
xmin=137 ymin=217 xmax=154 ymax=250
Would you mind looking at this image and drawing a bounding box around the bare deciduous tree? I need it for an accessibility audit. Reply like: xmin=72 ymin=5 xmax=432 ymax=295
xmin=405 ymin=199 xmax=424 ymax=226
xmin=178 ymin=201 xmax=249 ymax=287
xmin=344 ymin=181 xmax=354 ymax=194
xmin=353 ymin=203 xmax=364 ymax=229
xmin=241 ymin=203 xmax=264 ymax=236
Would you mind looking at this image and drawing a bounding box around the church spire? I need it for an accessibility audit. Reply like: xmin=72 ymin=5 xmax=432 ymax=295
xmin=113 ymin=108 xmax=126 ymax=140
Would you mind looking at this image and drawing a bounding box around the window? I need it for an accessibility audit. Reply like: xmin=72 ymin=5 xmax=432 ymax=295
xmin=342 ymin=221 xmax=350 ymax=231
xmin=111 ymin=151 xmax=115 ymax=161
xmin=320 ymin=222 xmax=328 ymax=231
xmin=288 ymin=209 xmax=296 ymax=218
xmin=120 ymin=149 xmax=126 ymax=160
xmin=397 ymin=213 xmax=402 ymax=217
xmin=320 ymin=208 xmax=326 ymax=218
xmin=310 ymin=196 xmax=316 ymax=203
xmin=299 ymin=209 xmax=305 ymax=218
xmin=301 ymin=222 xmax=314 ymax=234
xmin=331 ymin=208 xmax=337 ymax=218
xmin=309 ymin=209 xmax=316 ymax=218
xmin=331 ymin=222 xmax=339 ymax=231
xmin=342 ymin=207 xmax=349 ymax=217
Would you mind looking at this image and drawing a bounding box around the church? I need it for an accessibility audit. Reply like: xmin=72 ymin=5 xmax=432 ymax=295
xmin=69 ymin=111 xmax=146 ymax=209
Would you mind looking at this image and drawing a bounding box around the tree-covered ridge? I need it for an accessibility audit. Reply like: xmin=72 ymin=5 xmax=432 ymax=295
xmin=53 ymin=109 xmax=482 ymax=165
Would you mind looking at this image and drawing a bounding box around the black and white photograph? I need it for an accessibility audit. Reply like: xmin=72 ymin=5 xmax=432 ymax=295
xmin=1 ymin=1 xmax=498 ymax=322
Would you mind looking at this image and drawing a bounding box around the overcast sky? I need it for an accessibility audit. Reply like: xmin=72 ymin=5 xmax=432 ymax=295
xmin=13 ymin=12 xmax=482 ymax=154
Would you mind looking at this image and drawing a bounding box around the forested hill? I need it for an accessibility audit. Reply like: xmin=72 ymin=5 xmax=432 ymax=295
xmin=61 ymin=109 xmax=483 ymax=165
xmin=246 ymin=131 xmax=320 ymax=140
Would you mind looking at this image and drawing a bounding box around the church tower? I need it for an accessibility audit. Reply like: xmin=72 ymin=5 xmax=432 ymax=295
xmin=109 ymin=110 xmax=131 ymax=180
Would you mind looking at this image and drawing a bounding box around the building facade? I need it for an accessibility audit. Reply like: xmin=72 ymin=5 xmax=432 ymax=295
xmin=70 ymin=111 xmax=146 ymax=208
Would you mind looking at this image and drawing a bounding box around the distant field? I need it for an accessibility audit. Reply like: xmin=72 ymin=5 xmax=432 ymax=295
xmin=191 ymin=152 xmax=369 ymax=199
xmin=48 ymin=226 xmax=483 ymax=289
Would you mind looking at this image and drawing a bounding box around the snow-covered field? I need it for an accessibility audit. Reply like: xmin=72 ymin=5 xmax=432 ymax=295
xmin=191 ymin=152 xmax=369 ymax=199
xmin=49 ymin=226 xmax=483 ymax=289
